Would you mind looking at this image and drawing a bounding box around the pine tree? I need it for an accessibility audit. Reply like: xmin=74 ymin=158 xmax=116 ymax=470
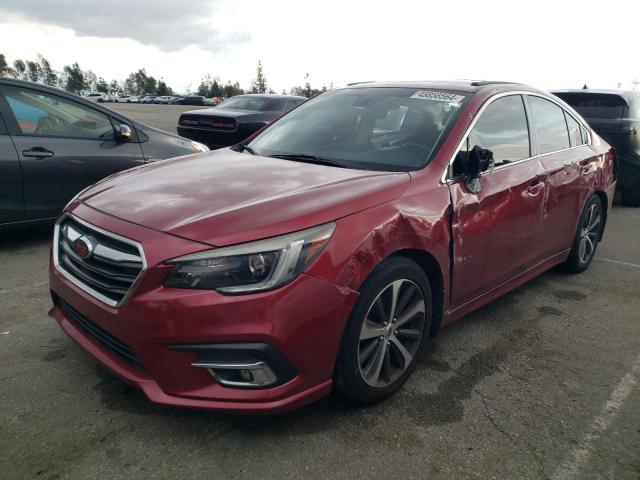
xmin=250 ymin=61 xmax=268 ymax=93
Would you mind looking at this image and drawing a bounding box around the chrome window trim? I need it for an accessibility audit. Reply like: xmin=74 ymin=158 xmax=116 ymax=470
xmin=53 ymin=212 xmax=147 ymax=308
xmin=440 ymin=91 xmax=593 ymax=184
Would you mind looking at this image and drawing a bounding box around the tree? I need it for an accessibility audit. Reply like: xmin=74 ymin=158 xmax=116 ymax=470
xmin=222 ymin=81 xmax=244 ymax=98
xmin=250 ymin=60 xmax=268 ymax=93
xmin=109 ymin=79 xmax=122 ymax=93
xmin=37 ymin=54 xmax=58 ymax=86
xmin=63 ymin=62 xmax=87 ymax=93
xmin=289 ymin=73 xmax=326 ymax=98
xmin=156 ymin=79 xmax=172 ymax=96
xmin=0 ymin=54 xmax=16 ymax=77
xmin=25 ymin=61 xmax=42 ymax=83
xmin=13 ymin=59 xmax=26 ymax=80
xmin=84 ymin=70 xmax=98 ymax=92
xmin=96 ymin=77 xmax=109 ymax=93
xmin=125 ymin=69 xmax=159 ymax=95
xmin=144 ymin=76 xmax=157 ymax=95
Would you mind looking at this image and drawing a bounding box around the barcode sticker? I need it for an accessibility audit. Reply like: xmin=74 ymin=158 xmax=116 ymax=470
xmin=411 ymin=91 xmax=465 ymax=104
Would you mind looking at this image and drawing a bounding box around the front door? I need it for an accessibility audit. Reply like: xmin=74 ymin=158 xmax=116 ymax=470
xmin=0 ymin=84 xmax=145 ymax=220
xmin=447 ymin=94 xmax=546 ymax=306
xmin=0 ymin=114 xmax=22 ymax=223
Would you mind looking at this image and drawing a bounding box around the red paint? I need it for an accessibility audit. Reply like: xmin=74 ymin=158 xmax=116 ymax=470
xmin=50 ymin=82 xmax=616 ymax=413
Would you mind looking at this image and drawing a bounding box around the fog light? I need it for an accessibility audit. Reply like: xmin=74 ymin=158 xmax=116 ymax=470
xmin=191 ymin=361 xmax=277 ymax=388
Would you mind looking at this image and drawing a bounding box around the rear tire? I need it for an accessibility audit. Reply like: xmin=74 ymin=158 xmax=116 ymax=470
xmin=561 ymin=195 xmax=604 ymax=273
xmin=333 ymin=256 xmax=432 ymax=404
xmin=621 ymin=188 xmax=640 ymax=207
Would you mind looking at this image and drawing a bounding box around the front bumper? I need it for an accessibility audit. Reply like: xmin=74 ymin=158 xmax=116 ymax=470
xmin=49 ymin=205 xmax=358 ymax=413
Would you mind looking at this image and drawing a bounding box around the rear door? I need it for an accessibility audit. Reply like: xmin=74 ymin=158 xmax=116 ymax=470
xmin=0 ymin=111 xmax=22 ymax=223
xmin=528 ymin=95 xmax=594 ymax=257
xmin=448 ymin=94 xmax=547 ymax=306
xmin=0 ymin=84 xmax=145 ymax=220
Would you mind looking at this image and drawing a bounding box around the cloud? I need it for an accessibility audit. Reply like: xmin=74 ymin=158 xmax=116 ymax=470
xmin=0 ymin=0 xmax=249 ymax=52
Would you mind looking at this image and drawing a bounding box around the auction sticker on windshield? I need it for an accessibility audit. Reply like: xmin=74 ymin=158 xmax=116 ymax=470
xmin=411 ymin=90 xmax=466 ymax=104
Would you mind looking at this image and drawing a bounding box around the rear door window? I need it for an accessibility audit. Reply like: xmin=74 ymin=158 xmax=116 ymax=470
xmin=528 ymin=96 xmax=570 ymax=154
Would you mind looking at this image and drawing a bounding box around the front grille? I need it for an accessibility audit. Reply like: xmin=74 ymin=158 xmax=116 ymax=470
xmin=60 ymin=299 xmax=144 ymax=370
xmin=55 ymin=215 xmax=145 ymax=307
xmin=180 ymin=114 xmax=237 ymax=131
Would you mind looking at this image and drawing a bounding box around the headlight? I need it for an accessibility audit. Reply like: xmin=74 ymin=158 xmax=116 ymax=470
xmin=190 ymin=141 xmax=209 ymax=153
xmin=164 ymin=222 xmax=335 ymax=293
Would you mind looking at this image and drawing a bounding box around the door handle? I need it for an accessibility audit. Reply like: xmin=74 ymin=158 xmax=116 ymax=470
xmin=526 ymin=180 xmax=545 ymax=195
xmin=22 ymin=147 xmax=54 ymax=160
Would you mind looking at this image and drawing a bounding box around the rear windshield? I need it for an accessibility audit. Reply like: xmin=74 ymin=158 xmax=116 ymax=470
xmin=217 ymin=96 xmax=286 ymax=112
xmin=554 ymin=93 xmax=627 ymax=120
xmin=248 ymin=87 xmax=468 ymax=171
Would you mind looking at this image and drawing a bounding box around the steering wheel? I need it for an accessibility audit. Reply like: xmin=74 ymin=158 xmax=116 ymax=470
xmin=34 ymin=115 xmax=63 ymax=136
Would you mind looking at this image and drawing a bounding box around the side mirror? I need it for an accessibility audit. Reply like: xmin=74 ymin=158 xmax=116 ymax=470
xmin=464 ymin=146 xmax=494 ymax=193
xmin=115 ymin=124 xmax=132 ymax=142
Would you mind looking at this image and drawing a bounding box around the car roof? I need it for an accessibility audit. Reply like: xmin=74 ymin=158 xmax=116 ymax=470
xmin=552 ymin=89 xmax=640 ymax=106
xmin=342 ymin=80 xmax=535 ymax=94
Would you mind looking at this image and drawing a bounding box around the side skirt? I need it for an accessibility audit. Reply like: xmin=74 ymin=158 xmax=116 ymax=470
xmin=443 ymin=249 xmax=570 ymax=326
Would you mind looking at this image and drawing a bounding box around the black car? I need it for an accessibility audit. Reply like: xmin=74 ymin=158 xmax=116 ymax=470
xmin=553 ymin=89 xmax=640 ymax=206
xmin=171 ymin=95 xmax=207 ymax=106
xmin=177 ymin=94 xmax=306 ymax=149
xmin=0 ymin=78 xmax=209 ymax=227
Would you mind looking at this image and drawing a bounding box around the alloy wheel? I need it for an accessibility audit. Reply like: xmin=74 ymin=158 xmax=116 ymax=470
xmin=579 ymin=202 xmax=601 ymax=264
xmin=358 ymin=279 xmax=426 ymax=388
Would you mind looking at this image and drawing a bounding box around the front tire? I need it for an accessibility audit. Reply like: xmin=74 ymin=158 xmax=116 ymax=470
xmin=562 ymin=194 xmax=604 ymax=273
xmin=334 ymin=256 xmax=432 ymax=404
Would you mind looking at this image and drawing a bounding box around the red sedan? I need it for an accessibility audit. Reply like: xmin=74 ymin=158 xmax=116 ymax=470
xmin=49 ymin=81 xmax=616 ymax=413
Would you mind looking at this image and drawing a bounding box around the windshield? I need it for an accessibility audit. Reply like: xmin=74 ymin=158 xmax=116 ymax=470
xmin=247 ymin=87 xmax=468 ymax=171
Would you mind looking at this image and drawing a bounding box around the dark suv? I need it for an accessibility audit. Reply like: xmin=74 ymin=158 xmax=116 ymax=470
xmin=177 ymin=94 xmax=306 ymax=149
xmin=553 ymin=89 xmax=640 ymax=206
xmin=0 ymin=78 xmax=209 ymax=227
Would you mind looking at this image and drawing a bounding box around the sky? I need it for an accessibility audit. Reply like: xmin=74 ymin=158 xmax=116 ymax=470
xmin=0 ymin=0 xmax=638 ymax=93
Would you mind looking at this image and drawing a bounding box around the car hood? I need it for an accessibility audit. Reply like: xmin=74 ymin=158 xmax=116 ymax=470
xmin=79 ymin=149 xmax=410 ymax=246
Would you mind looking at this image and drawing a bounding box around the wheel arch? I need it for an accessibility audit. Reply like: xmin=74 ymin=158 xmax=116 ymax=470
xmin=593 ymin=190 xmax=608 ymax=241
xmin=388 ymin=249 xmax=445 ymax=338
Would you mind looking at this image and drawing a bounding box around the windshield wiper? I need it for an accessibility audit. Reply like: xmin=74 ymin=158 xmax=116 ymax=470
xmin=267 ymin=153 xmax=348 ymax=168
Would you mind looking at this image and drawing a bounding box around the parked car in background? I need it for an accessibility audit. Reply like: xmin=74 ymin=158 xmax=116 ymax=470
xmin=49 ymin=81 xmax=615 ymax=413
xmin=97 ymin=93 xmax=118 ymax=103
xmin=177 ymin=93 xmax=306 ymax=148
xmin=128 ymin=95 xmax=144 ymax=103
xmin=84 ymin=93 xmax=104 ymax=102
xmin=154 ymin=96 xmax=174 ymax=104
xmin=116 ymin=95 xmax=132 ymax=103
xmin=171 ymin=95 xmax=207 ymax=106
xmin=553 ymin=89 xmax=640 ymax=206
xmin=0 ymin=78 xmax=209 ymax=227
xmin=140 ymin=95 xmax=157 ymax=104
